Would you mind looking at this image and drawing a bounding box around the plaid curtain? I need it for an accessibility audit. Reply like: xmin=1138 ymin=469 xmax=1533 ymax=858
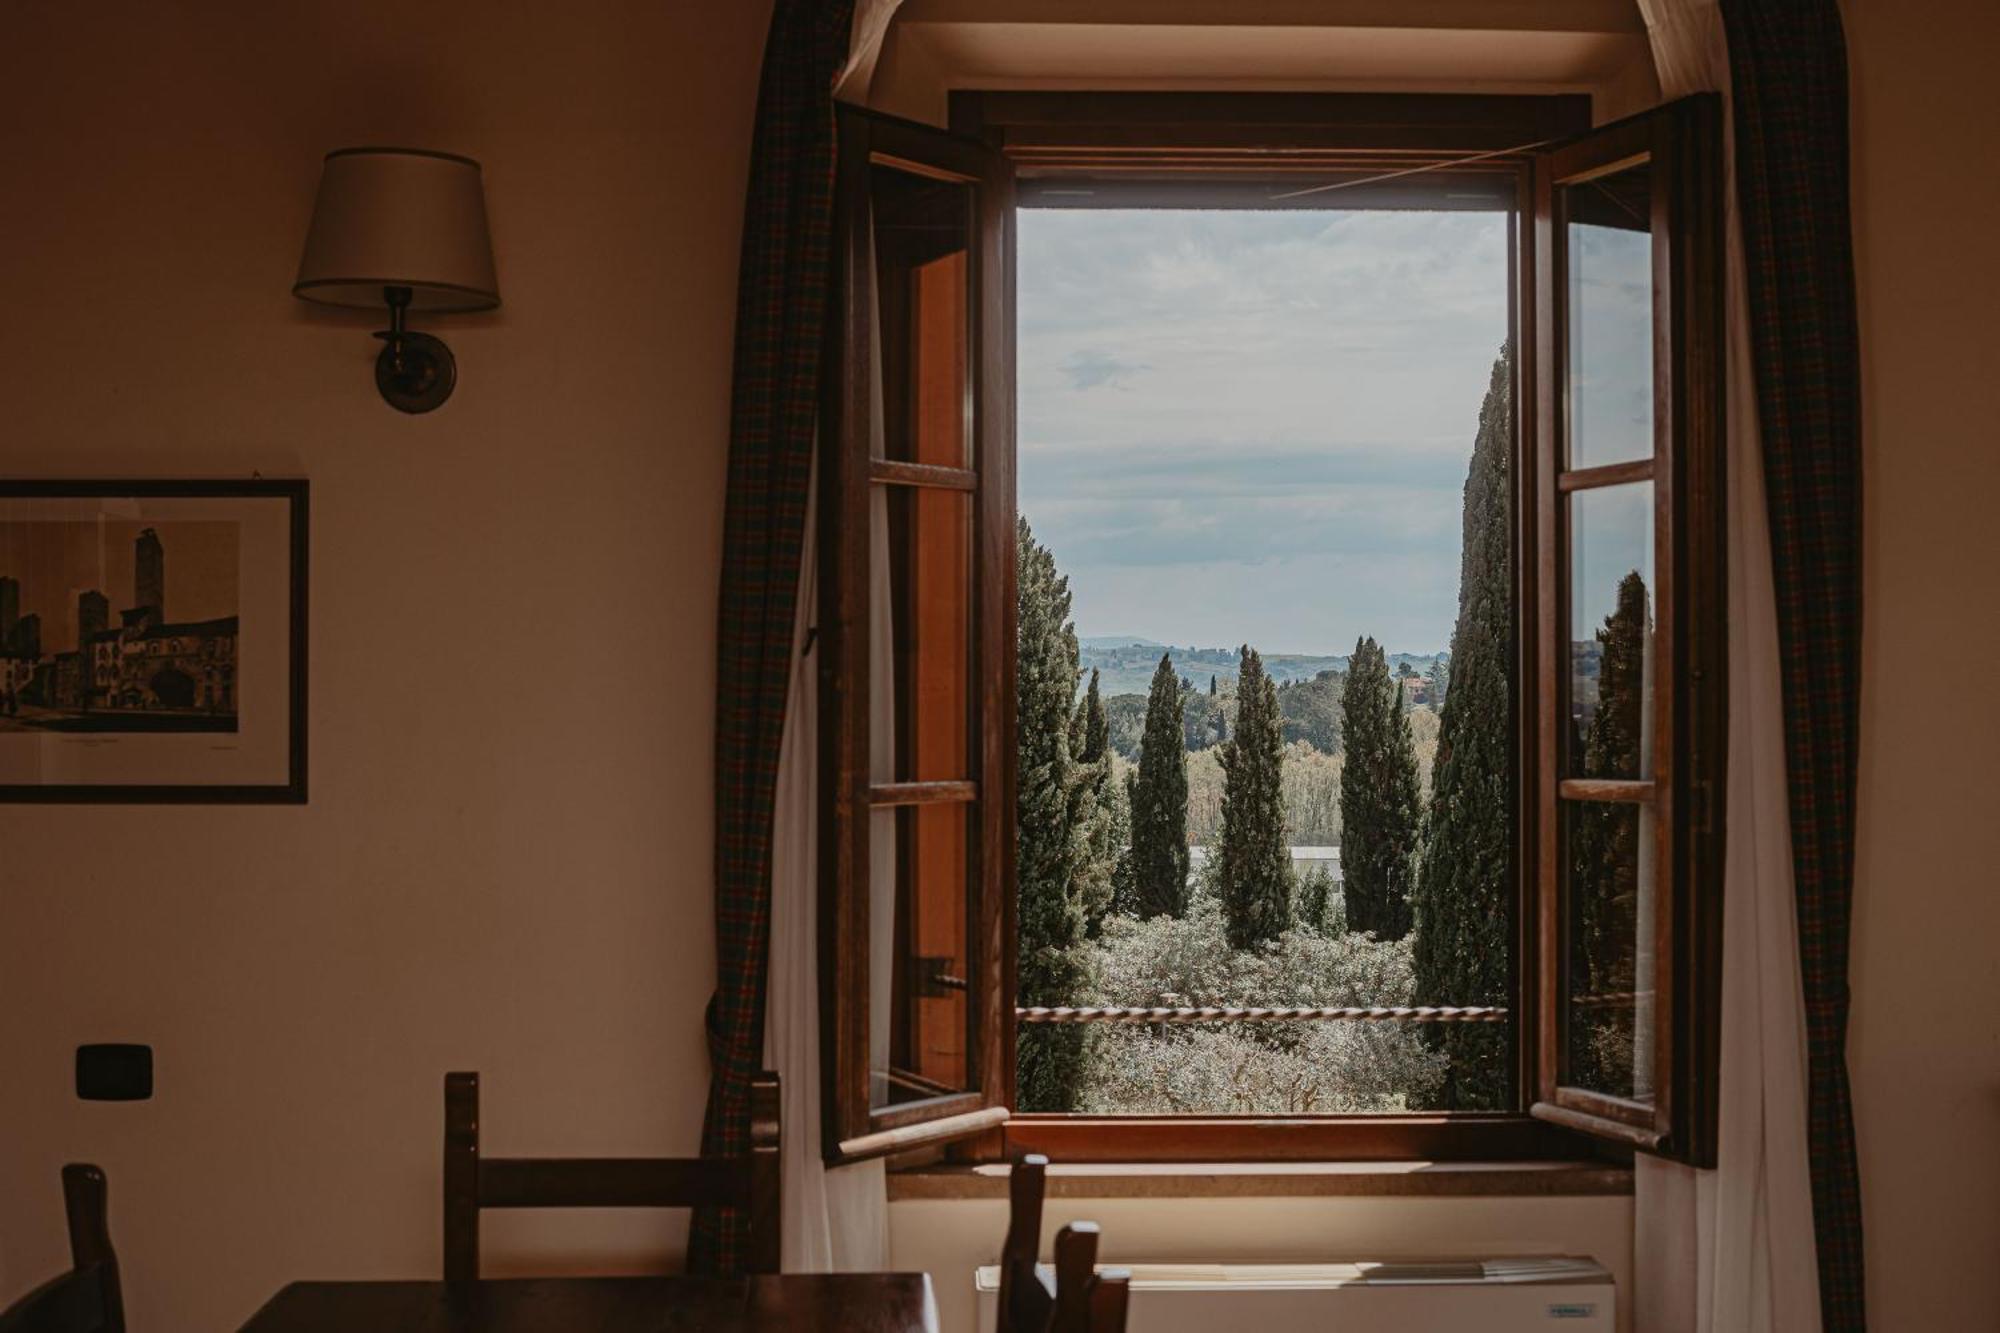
xmin=1719 ymin=2 xmax=1865 ymax=1328
xmin=692 ymin=0 xmax=858 ymax=1277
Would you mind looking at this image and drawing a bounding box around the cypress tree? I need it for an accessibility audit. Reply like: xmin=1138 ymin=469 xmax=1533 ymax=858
xmin=1411 ymin=347 xmax=1515 ymax=1109
xmin=1070 ymin=668 xmax=1118 ymax=934
xmin=1340 ymin=636 xmax=1423 ymax=940
xmin=1568 ymin=570 xmax=1650 ymax=1094
xmin=1128 ymin=653 xmax=1190 ymax=919
xmin=1217 ymin=645 xmax=1293 ymax=949
xmin=1295 ymin=864 xmax=1342 ymax=935
xmin=1015 ymin=518 xmax=1090 ymax=1111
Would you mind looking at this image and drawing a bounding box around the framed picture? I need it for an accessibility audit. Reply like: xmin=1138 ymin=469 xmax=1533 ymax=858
xmin=0 ymin=480 xmax=307 ymax=803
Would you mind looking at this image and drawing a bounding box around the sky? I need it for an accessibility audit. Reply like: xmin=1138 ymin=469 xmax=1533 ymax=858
xmin=1017 ymin=207 xmax=1513 ymax=658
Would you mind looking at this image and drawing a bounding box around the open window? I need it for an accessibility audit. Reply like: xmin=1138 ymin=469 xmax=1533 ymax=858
xmin=818 ymin=105 xmax=1016 ymax=1163
xmin=821 ymin=93 xmax=1724 ymax=1167
xmin=1530 ymin=93 xmax=1725 ymax=1165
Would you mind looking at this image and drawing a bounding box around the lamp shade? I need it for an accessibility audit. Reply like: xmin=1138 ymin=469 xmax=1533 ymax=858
xmin=294 ymin=148 xmax=499 ymax=313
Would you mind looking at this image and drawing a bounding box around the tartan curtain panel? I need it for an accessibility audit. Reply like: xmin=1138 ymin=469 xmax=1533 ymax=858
xmin=693 ymin=0 xmax=859 ymax=1277
xmin=1719 ymin=2 xmax=1867 ymax=1327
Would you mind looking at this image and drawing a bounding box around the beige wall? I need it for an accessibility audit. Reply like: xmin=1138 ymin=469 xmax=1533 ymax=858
xmin=1845 ymin=0 xmax=2000 ymax=1327
xmin=0 ymin=2 xmax=771 ymax=1327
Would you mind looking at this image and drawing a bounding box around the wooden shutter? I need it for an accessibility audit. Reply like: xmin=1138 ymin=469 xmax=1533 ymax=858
xmin=820 ymin=105 xmax=1016 ymax=1164
xmin=1529 ymin=93 xmax=1726 ymax=1164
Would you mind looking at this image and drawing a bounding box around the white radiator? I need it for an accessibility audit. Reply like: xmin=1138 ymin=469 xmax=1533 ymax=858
xmin=974 ymin=1256 xmax=1614 ymax=1332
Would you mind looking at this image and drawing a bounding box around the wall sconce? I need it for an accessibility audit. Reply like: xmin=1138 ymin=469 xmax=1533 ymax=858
xmin=293 ymin=148 xmax=499 ymax=414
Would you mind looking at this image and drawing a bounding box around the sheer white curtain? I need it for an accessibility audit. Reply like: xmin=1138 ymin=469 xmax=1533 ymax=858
xmin=837 ymin=0 xmax=905 ymax=103
xmin=1632 ymin=3 xmax=1822 ymax=1329
xmin=760 ymin=0 xmax=908 ymax=1273
xmin=762 ymin=457 xmax=890 ymax=1271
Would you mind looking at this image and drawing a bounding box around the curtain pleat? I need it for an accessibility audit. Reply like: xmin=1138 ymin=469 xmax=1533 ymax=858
xmin=699 ymin=0 xmax=907 ymax=1277
xmin=1717 ymin=2 xmax=1867 ymax=1328
xmin=1631 ymin=6 xmax=1826 ymax=1330
xmin=694 ymin=0 xmax=860 ymax=1276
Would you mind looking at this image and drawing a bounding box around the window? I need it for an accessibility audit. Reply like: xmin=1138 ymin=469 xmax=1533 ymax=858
xmin=818 ymin=107 xmax=1015 ymax=1164
xmin=821 ymin=93 xmax=1724 ymax=1166
xmin=1532 ymin=95 xmax=1725 ymax=1163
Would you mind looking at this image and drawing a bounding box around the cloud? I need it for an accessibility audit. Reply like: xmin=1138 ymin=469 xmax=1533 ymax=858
xmin=1060 ymin=347 xmax=1146 ymax=389
xmin=1017 ymin=207 xmax=1513 ymax=656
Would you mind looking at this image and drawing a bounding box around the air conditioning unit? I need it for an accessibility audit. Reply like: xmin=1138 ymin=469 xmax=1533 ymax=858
xmin=975 ymin=1256 xmax=1614 ymax=1332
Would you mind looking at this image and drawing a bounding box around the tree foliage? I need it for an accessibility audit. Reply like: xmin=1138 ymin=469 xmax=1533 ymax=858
xmin=1070 ymin=669 xmax=1121 ymax=935
xmin=1340 ymin=636 xmax=1423 ymax=940
xmin=1294 ymin=863 xmax=1343 ymax=936
xmin=1072 ymin=894 xmax=1444 ymax=1113
xmin=1277 ymin=670 xmax=1343 ymax=753
xmin=1567 ymin=569 xmax=1650 ymax=1095
xmin=1127 ymin=653 xmax=1191 ymax=919
xmin=1411 ymin=347 xmax=1515 ymax=1108
xmin=1216 ymin=645 xmax=1294 ymax=949
xmin=1015 ymin=518 xmax=1093 ymax=1110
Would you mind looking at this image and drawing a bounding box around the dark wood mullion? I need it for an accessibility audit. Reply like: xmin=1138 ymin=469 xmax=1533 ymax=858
xmin=1552 ymin=1083 xmax=1659 ymax=1129
xmin=1643 ymin=108 xmax=1682 ymax=1155
xmin=821 ymin=106 xmax=879 ymax=1158
xmin=1509 ymin=159 xmax=1540 ymax=1119
xmin=972 ymin=124 xmax=1020 ymax=1141
xmin=870 ymin=460 xmax=977 ymax=491
xmin=1557 ymin=778 xmax=1655 ymax=803
xmin=1529 ymin=1099 xmax=1664 ymax=1151
xmin=868 ymin=780 xmax=977 ymax=807
xmin=953 ymin=90 xmax=1592 ymax=159
xmin=1670 ymin=93 xmax=1727 ymax=1170
xmin=1006 ymin=1115 xmax=1596 ymax=1164
xmin=867 ymin=1089 xmax=987 ymax=1135
xmin=1532 ymin=141 xmax=1565 ymax=1117
xmin=1556 ymin=458 xmax=1656 ymax=492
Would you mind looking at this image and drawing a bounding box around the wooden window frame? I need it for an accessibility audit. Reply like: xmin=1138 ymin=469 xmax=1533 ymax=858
xmin=1530 ymin=93 xmax=1726 ymax=1166
xmin=821 ymin=90 xmax=1725 ymax=1168
xmin=819 ymin=105 xmax=1017 ymax=1165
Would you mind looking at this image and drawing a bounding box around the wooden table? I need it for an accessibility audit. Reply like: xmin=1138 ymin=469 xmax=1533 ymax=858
xmin=238 ymin=1274 xmax=939 ymax=1332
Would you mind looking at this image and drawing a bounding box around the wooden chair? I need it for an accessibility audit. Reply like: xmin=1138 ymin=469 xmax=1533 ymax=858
xmin=0 ymin=1165 xmax=125 ymax=1333
xmin=442 ymin=1069 xmax=781 ymax=1282
xmin=997 ymin=1156 xmax=1130 ymax=1333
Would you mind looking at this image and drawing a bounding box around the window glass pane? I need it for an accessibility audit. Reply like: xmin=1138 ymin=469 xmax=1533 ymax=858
xmin=1567 ymin=481 xmax=1654 ymax=779
xmin=1562 ymin=161 xmax=1653 ymax=470
xmin=1014 ymin=206 xmax=1515 ymax=1114
xmin=870 ymin=801 xmax=974 ymax=1108
xmin=870 ymin=485 xmax=973 ymax=784
xmin=871 ymin=164 xmax=972 ymax=467
xmin=1562 ymin=799 xmax=1657 ymax=1105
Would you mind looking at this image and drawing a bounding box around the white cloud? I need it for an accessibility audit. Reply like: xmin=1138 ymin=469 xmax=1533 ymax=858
xmin=1018 ymin=208 xmax=1511 ymax=657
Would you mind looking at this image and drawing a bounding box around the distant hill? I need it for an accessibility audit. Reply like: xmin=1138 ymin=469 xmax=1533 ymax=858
xmin=1078 ymin=634 xmax=1164 ymax=649
xmin=1079 ymin=641 xmax=1444 ymax=697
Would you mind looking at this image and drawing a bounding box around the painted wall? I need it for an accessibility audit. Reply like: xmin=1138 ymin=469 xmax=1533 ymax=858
xmin=0 ymin=3 xmax=772 ymax=1327
xmin=1844 ymin=0 xmax=2000 ymax=1327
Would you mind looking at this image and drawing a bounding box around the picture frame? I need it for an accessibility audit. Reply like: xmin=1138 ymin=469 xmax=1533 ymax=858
xmin=0 ymin=479 xmax=307 ymax=803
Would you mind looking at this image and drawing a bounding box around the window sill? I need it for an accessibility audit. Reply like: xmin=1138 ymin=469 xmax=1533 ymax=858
xmin=887 ymin=1159 xmax=1633 ymax=1201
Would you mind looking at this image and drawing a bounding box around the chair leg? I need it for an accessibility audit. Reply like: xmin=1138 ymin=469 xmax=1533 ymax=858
xmin=443 ymin=1072 xmax=481 ymax=1285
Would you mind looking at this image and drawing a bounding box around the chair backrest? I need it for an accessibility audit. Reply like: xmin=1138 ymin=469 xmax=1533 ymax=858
xmin=442 ymin=1069 xmax=781 ymax=1282
xmin=997 ymin=1154 xmax=1052 ymax=1333
xmin=997 ymin=1158 xmax=1128 ymax=1333
xmin=0 ymin=1165 xmax=125 ymax=1333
